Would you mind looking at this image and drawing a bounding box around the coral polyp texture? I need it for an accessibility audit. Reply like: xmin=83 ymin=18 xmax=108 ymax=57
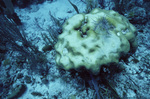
xmin=54 ymin=8 xmax=137 ymax=75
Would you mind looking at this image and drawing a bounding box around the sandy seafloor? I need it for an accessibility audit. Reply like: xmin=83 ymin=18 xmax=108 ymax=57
xmin=2 ymin=0 xmax=150 ymax=98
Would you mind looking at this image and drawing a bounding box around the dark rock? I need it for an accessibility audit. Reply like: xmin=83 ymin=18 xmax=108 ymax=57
xmin=0 ymin=44 xmax=7 ymax=53
xmin=42 ymin=45 xmax=53 ymax=52
xmin=41 ymin=78 xmax=49 ymax=85
xmin=7 ymin=84 xmax=27 ymax=99
xmin=12 ymin=0 xmax=46 ymax=8
xmin=13 ymin=0 xmax=31 ymax=8
xmin=31 ymin=92 xmax=43 ymax=97
xmin=17 ymin=73 xmax=24 ymax=79
xmin=24 ymin=75 xmax=32 ymax=84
